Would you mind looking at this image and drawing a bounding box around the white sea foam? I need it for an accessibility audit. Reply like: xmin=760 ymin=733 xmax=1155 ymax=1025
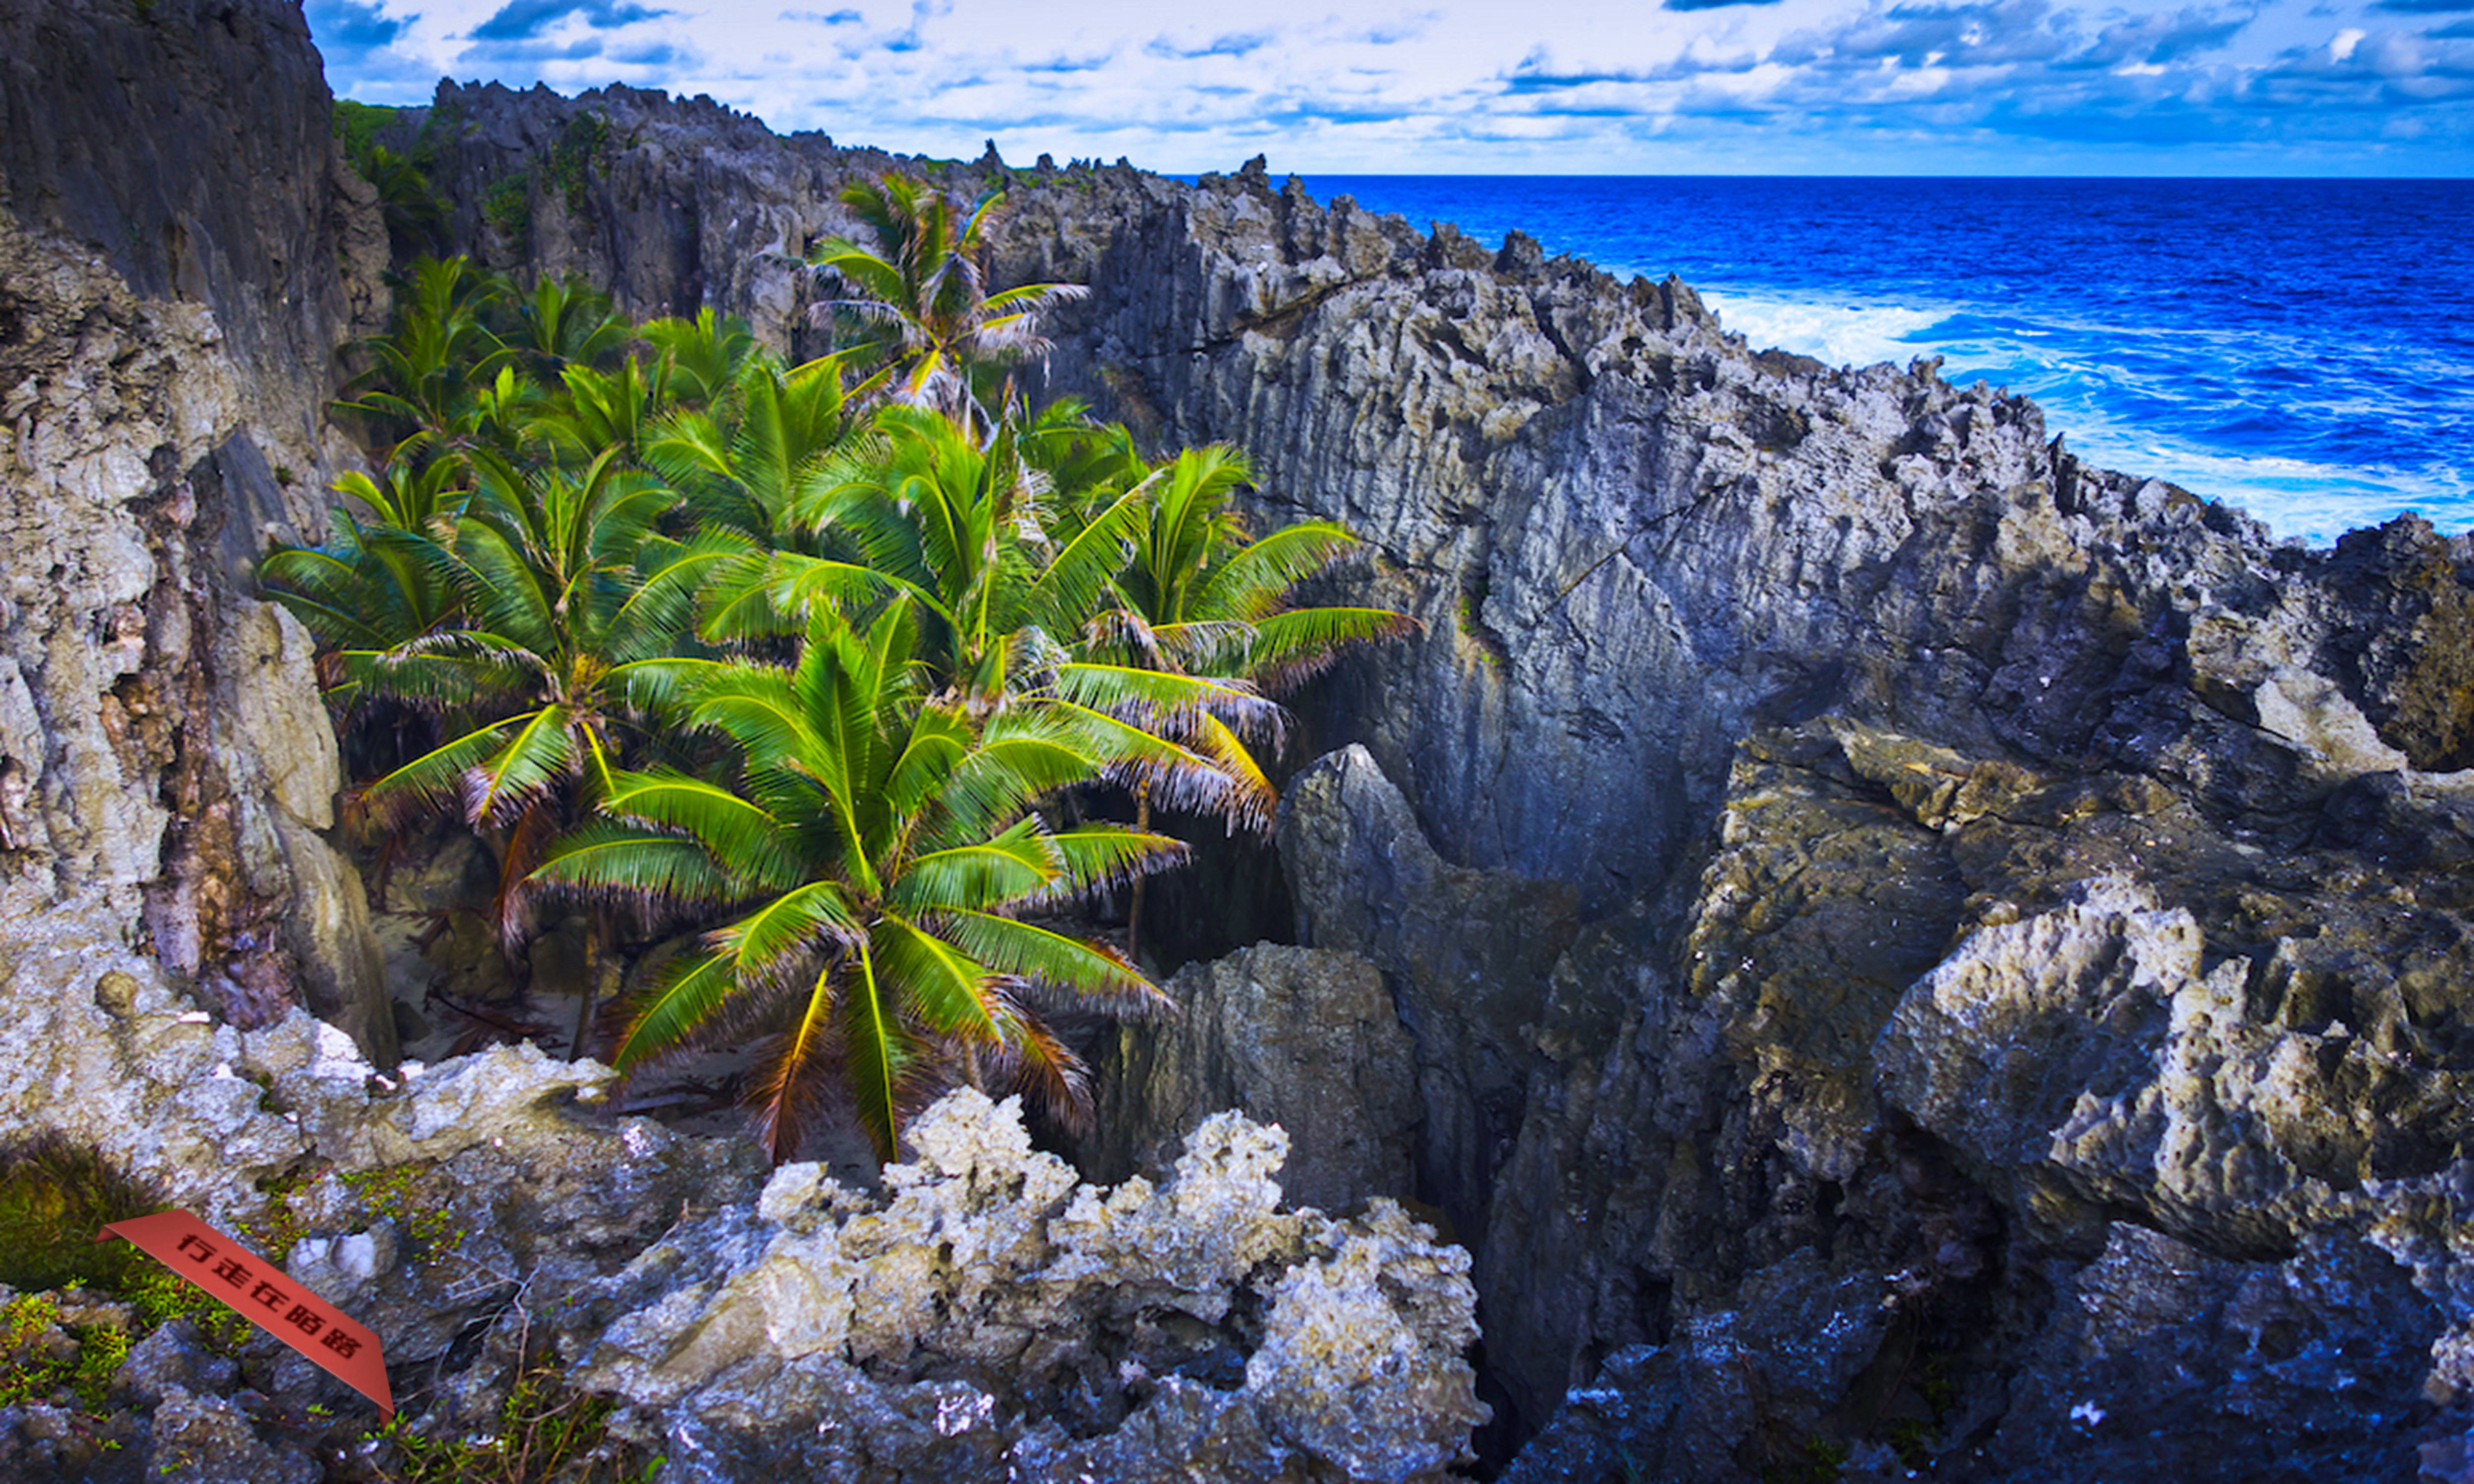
xmin=2052 ymin=423 xmax=2472 ymax=546
xmin=1698 ymin=291 xmax=1951 ymax=372
xmin=1697 ymin=288 xmax=2472 ymax=545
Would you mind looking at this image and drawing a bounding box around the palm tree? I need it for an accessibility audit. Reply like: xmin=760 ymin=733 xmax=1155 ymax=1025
xmin=349 ymin=447 xmax=736 ymax=1045
xmin=640 ymin=307 xmax=760 ymax=411
xmin=501 ymin=274 xmax=633 ymax=379
xmin=643 ymin=349 xmax=863 ymax=544
xmin=337 ymin=256 xmax=513 ymax=461
xmin=259 ymin=460 xmax=470 ymax=717
xmin=808 ymin=172 xmax=1085 ymax=436
xmin=531 ymin=603 xmax=1186 ymax=1161
xmin=1088 ymin=444 xmax=1417 ymax=958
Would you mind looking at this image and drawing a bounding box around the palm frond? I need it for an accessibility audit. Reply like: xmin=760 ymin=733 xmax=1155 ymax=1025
xmin=530 ymin=821 xmax=742 ymax=917
xmin=1244 ymin=604 xmax=1423 ymax=692
xmin=871 ymin=911 xmax=1004 ymax=1043
xmin=464 ymin=702 xmax=579 ymax=828
xmin=931 ymin=909 xmax=1170 ymax=1014
xmin=1192 ymin=521 xmax=1362 ymax=622
xmin=607 ymin=948 xmax=740 ymax=1069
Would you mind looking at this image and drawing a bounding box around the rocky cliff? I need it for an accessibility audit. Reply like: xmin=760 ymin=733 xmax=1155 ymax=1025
xmin=0 ymin=0 xmax=394 ymax=1059
xmin=399 ymin=82 xmax=2474 ymax=1477
xmin=10 ymin=30 xmax=2474 ymax=1484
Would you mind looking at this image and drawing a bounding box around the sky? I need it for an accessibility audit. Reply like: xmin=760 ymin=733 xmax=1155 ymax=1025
xmin=306 ymin=0 xmax=2474 ymax=174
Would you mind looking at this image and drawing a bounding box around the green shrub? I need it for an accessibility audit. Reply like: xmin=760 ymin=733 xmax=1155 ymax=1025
xmin=0 ymin=1134 xmax=166 ymax=1296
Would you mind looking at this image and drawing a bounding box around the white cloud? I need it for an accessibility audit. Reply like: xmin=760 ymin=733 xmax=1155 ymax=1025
xmin=314 ymin=0 xmax=2474 ymax=173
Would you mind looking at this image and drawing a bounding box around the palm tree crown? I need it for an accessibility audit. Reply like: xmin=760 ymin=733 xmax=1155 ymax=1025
xmin=533 ymin=603 xmax=1186 ymax=1160
xmin=808 ymin=172 xmax=1086 ymax=434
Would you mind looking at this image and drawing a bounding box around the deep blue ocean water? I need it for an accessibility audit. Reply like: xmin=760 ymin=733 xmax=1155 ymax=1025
xmin=1295 ymin=177 xmax=2474 ymax=546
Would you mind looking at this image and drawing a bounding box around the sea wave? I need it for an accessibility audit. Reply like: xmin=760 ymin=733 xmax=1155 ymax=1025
xmin=1692 ymin=288 xmax=2471 ymax=544
xmin=1696 ymin=291 xmax=1953 ymax=374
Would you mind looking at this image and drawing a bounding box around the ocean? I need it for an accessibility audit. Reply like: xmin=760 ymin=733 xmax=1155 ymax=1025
xmin=1295 ymin=177 xmax=2474 ymax=547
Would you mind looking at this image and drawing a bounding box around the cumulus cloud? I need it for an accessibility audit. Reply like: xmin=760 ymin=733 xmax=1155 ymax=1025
xmin=307 ymin=0 xmax=2474 ymax=173
xmin=1145 ymin=30 xmax=1278 ymax=60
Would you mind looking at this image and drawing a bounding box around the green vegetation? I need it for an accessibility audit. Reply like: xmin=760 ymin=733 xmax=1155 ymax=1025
xmin=0 ymin=1135 xmax=168 ymax=1296
xmin=0 ymin=1138 xmax=253 ymax=1414
xmin=336 ymin=100 xmax=452 ymax=261
xmin=547 ymin=111 xmax=614 ymax=217
xmin=263 ymin=172 xmax=1410 ymax=1162
xmin=341 ymin=1164 xmax=461 ymax=1259
xmin=373 ymin=1353 xmax=653 ymax=1484
xmin=806 ymin=171 xmax=1087 ymax=435
xmin=484 ymin=175 xmax=532 ymax=242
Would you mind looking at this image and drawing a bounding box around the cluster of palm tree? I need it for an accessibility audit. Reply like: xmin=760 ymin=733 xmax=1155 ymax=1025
xmin=265 ymin=174 xmax=1410 ymax=1162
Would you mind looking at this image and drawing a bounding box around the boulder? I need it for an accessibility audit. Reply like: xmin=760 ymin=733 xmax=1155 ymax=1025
xmin=1085 ymin=942 xmax=1419 ymax=1213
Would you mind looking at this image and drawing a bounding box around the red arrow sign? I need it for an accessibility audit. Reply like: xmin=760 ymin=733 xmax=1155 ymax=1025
xmin=98 ymin=1209 xmax=393 ymax=1423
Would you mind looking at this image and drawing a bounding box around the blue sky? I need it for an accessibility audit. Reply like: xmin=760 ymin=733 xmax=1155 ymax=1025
xmin=308 ymin=0 xmax=2474 ymax=174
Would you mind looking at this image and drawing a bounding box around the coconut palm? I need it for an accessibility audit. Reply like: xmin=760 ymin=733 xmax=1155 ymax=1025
xmin=501 ymin=273 xmax=632 ymax=378
xmin=640 ymin=307 xmax=761 ymax=411
xmin=337 ymin=256 xmax=513 ymax=460
xmin=643 ymin=349 xmax=863 ymax=543
xmin=259 ymin=461 xmax=470 ymax=716
xmin=808 ymin=172 xmax=1085 ymax=435
xmin=531 ymin=603 xmax=1186 ymax=1160
xmin=351 ymin=447 xmax=735 ymax=1019
xmin=1087 ymin=444 xmax=1417 ymax=957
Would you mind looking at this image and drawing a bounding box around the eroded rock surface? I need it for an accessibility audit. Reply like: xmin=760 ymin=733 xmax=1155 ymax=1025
xmin=579 ymin=1090 xmax=1484 ymax=1484
xmin=0 ymin=0 xmax=393 ymax=1056
xmin=12 ymin=19 xmax=2474 ymax=1483
xmin=1083 ymin=942 xmax=1419 ymax=1214
xmin=1496 ymin=721 xmax=2474 ymax=1480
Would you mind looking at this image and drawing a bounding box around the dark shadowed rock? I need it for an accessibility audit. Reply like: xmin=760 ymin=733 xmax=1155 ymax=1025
xmin=1278 ymin=744 xmax=1577 ymax=1245
xmin=1084 ymin=943 xmax=1418 ymax=1214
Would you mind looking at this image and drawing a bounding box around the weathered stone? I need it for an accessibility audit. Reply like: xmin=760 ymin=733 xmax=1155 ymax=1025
xmin=1085 ymin=942 xmax=1418 ymax=1213
xmin=1278 ymin=743 xmax=1576 ymax=1246
xmin=145 ymin=1387 xmax=318 ymax=1484
xmin=0 ymin=0 xmax=393 ymax=1059
xmin=574 ymin=1090 xmax=1486 ymax=1483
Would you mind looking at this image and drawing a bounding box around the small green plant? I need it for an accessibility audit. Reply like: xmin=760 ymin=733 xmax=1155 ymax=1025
xmin=1453 ymin=588 xmax=1508 ymax=673
xmin=373 ymin=1353 xmax=646 ymax=1484
xmin=342 ymin=1164 xmax=460 ymax=1258
xmin=67 ymin=1314 xmax=131 ymax=1411
xmin=1758 ymin=1432 xmax=1850 ymax=1484
xmin=547 ymin=112 xmax=613 ymax=217
xmin=0 ymin=1292 xmax=67 ymax=1406
xmin=1886 ymin=1416 xmax=1934 ymax=1469
xmin=234 ymin=1168 xmax=313 ymax=1267
xmin=484 ymin=175 xmax=533 ymax=240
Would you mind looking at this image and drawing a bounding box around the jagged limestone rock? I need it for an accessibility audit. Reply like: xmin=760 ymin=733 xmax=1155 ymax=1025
xmin=1496 ymin=718 xmax=2474 ymax=1476
xmin=1084 ymin=942 xmax=1419 ymax=1213
xmin=576 ymin=1090 xmax=1486 ymax=1483
xmin=1277 ymin=743 xmax=1576 ymax=1245
xmin=0 ymin=0 xmax=392 ymax=1059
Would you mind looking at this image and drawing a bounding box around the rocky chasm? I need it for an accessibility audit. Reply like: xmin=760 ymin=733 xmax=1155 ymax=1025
xmin=5 ymin=8 xmax=2474 ymax=1480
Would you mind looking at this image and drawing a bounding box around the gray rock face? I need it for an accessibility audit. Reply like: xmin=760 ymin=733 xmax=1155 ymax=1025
xmin=0 ymin=0 xmax=394 ymax=1058
xmin=1084 ymin=942 xmax=1419 ymax=1214
xmin=577 ymin=1090 xmax=1486 ymax=1484
xmin=18 ymin=26 xmax=2474 ymax=1484
xmin=1277 ymin=744 xmax=1576 ymax=1247
xmin=1494 ymin=719 xmax=2474 ymax=1477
